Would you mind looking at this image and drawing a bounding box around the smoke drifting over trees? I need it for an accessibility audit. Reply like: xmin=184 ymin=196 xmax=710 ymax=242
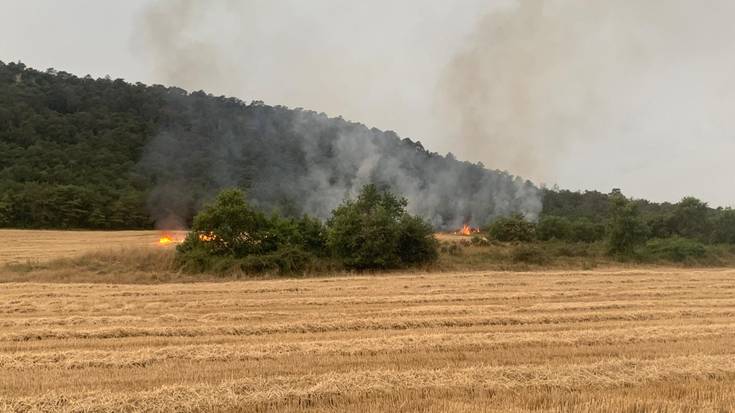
xmin=134 ymin=0 xmax=543 ymax=228
xmin=139 ymin=93 xmax=541 ymax=229
xmin=0 ymin=62 xmax=539 ymax=230
xmin=3 ymin=0 xmax=734 ymax=207
xmin=440 ymin=0 xmax=735 ymax=185
xmin=134 ymin=0 xmax=735 ymax=208
xmin=2 ymin=2 xmax=735 ymax=230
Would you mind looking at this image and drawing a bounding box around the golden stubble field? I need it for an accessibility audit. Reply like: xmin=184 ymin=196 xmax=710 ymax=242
xmin=0 ymin=230 xmax=186 ymax=265
xmin=1 ymin=230 xmax=735 ymax=412
xmin=2 ymin=270 xmax=735 ymax=412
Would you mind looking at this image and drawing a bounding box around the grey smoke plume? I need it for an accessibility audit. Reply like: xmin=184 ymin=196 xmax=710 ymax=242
xmin=439 ymin=0 xmax=735 ymax=185
xmin=137 ymin=98 xmax=542 ymax=229
xmin=134 ymin=0 xmax=244 ymax=96
xmin=287 ymin=111 xmax=543 ymax=227
xmin=134 ymin=0 xmax=547 ymax=228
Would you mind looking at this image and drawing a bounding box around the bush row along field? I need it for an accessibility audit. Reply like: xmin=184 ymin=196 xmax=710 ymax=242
xmin=165 ymin=187 xmax=735 ymax=275
xmin=3 ymin=229 xmax=735 ymax=285
xmin=1 ymin=268 xmax=734 ymax=412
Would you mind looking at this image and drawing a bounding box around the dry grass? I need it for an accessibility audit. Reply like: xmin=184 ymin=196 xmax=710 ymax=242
xmin=1 ymin=267 xmax=735 ymax=412
xmin=0 ymin=230 xmax=615 ymax=284
xmin=0 ymin=229 xmax=186 ymax=266
xmin=1 ymin=230 xmax=734 ymax=411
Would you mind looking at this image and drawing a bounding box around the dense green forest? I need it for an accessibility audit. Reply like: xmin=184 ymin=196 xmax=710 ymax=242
xmin=541 ymin=189 xmax=735 ymax=244
xmin=0 ymin=60 xmax=732 ymax=245
xmin=0 ymin=61 xmax=539 ymax=230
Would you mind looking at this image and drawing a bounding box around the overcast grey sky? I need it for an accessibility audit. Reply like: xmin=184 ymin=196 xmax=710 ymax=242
xmin=1 ymin=0 xmax=733 ymax=207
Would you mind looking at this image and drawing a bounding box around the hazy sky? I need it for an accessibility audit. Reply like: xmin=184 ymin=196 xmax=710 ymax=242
xmin=1 ymin=0 xmax=733 ymax=207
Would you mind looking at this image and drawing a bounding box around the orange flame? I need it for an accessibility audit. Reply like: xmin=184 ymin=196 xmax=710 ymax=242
xmin=198 ymin=232 xmax=216 ymax=242
xmin=159 ymin=235 xmax=174 ymax=245
xmin=158 ymin=232 xmax=182 ymax=245
xmin=455 ymin=224 xmax=480 ymax=236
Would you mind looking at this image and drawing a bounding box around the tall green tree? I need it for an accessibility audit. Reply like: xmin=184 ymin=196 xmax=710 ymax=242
xmin=607 ymin=191 xmax=649 ymax=255
xmin=326 ymin=185 xmax=437 ymax=269
xmin=178 ymin=189 xmax=270 ymax=257
xmin=671 ymin=197 xmax=710 ymax=240
xmin=713 ymin=209 xmax=735 ymax=244
xmin=486 ymin=214 xmax=536 ymax=242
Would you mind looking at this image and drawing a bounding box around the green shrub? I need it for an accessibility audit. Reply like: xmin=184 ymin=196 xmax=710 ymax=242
xmin=178 ymin=186 xmax=437 ymax=273
xmin=471 ymin=235 xmax=490 ymax=246
xmin=536 ymin=216 xmax=572 ymax=241
xmin=446 ymin=243 xmax=463 ymax=256
xmin=644 ymin=237 xmax=707 ymax=263
xmin=537 ymin=216 xmax=605 ymax=243
xmin=177 ymin=246 xmax=318 ymax=275
xmin=569 ymin=219 xmax=606 ymax=243
xmin=176 ymin=246 xmax=220 ymax=273
xmin=237 ymin=246 xmax=316 ymax=274
xmin=177 ymin=189 xmax=272 ymax=257
xmin=607 ymin=192 xmax=649 ymax=255
xmin=712 ymin=209 xmax=735 ymax=244
xmin=176 ymin=189 xmax=327 ymax=275
xmin=511 ymin=245 xmax=549 ymax=265
xmin=266 ymin=214 xmax=328 ymax=256
xmin=0 ymin=199 xmax=10 ymax=227
xmin=671 ymin=197 xmax=711 ymax=240
xmin=552 ymin=243 xmax=592 ymax=257
xmin=486 ymin=214 xmax=536 ymax=242
xmin=396 ymin=214 xmax=439 ymax=265
xmin=326 ymin=184 xmax=437 ymax=269
xmin=646 ymin=215 xmax=675 ymax=239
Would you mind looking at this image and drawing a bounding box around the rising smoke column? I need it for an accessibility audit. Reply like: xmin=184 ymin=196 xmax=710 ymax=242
xmin=133 ymin=0 xmax=545 ymax=229
xmin=137 ymin=97 xmax=542 ymax=229
xmin=438 ymin=0 xmax=735 ymax=186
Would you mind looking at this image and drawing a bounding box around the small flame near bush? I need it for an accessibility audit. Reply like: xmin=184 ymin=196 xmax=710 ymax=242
xmin=158 ymin=232 xmax=184 ymax=246
xmin=455 ymin=224 xmax=480 ymax=236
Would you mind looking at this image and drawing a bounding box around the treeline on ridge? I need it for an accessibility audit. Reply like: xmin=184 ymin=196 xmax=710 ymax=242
xmin=0 ymin=60 xmax=732 ymax=241
xmin=487 ymin=190 xmax=735 ymax=264
xmin=0 ymin=61 xmax=537 ymax=230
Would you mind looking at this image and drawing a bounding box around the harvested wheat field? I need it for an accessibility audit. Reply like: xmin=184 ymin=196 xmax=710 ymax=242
xmin=0 ymin=230 xmax=186 ymax=266
xmin=1 ymin=268 xmax=735 ymax=412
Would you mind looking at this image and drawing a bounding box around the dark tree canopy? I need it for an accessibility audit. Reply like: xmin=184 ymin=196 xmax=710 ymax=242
xmin=0 ymin=60 xmax=731 ymax=243
xmin=607 ymin=191 xmax=650 ymax=255
xmin=0 ymin=61 xmax=540 ymax=230
xmin=326 ymin=184 xmax=438 ymax=269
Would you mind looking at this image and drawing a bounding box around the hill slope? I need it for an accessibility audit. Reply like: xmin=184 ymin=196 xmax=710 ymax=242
xmin=0 ymin=61 xmax=540 ymax=229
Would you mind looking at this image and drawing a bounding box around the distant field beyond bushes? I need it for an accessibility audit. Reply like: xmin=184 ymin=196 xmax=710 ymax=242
xmin=0 ymin=229 xmax=185 ymax=265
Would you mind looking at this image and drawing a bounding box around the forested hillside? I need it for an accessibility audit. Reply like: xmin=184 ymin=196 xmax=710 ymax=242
xmin=1 ymin=60 xmax=732 ymax=237
xmin=0 ymin=61 xmax=540 ymax=229
xmin=0 ymin=62 xmax=156 ymax=228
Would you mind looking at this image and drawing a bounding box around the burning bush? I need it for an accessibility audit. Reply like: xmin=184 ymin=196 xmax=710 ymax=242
xmin=176 ymin=186 xmax=436 ymax=274
xmin=178 ymin=189 xmax=272 ymax=257
xmin=176 ymin=189 xmax=327 ymax=274
xmin=326 ymin=184 xmax=438 ymax=270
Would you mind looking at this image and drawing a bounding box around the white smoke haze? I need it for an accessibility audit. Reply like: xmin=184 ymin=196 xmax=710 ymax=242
xmin=288 ymin=112 xmax=542 ymax=227
xmin=1 ymin=0 xmax=733 ymax=206
xmin=132 ymin=0 xmax=735 ymax=215
xmin=135 ymin=0 xmax=543 ymax=227
xmin=439 ymin=0 xmax=735 ymax=197
xmin=134 ymin=0 xmax=245 ymax=95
